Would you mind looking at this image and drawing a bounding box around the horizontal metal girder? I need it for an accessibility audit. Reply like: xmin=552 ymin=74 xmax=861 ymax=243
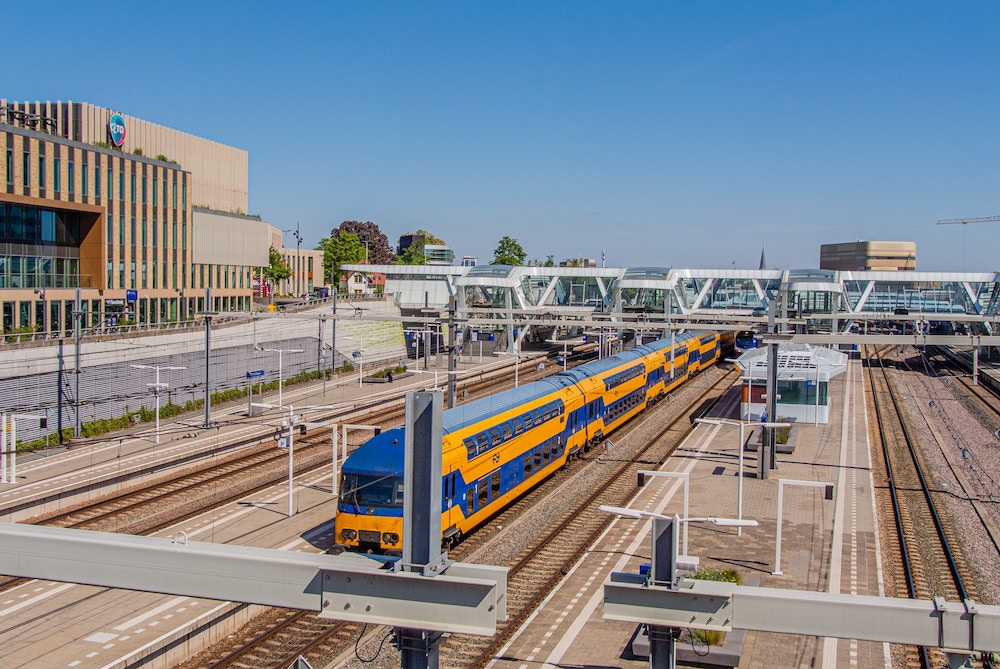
xmin=758 ymin=333 xmax=1000 ymax=347
xmin=320 ymin=562 xmax=506 ymax=635
xmin=603 ymin=580 xmax=1000 ymax=652
xmin=0 ymin=523 xmax=504 ymax=636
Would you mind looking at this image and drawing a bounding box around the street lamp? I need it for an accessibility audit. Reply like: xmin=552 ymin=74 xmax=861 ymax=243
xmin=284 ymin=224 xmax=303 ymax=296
xmin=695 ymin=418 xmax=790 ymax=535
xmin=599 ymin=506 xmax=757 ymax=669
xmin=131 ymin=364 xmax=186 ymax=444
xmin=263 ymin=347 xmax=303 ymax=406
xmin=773 ymin=478 xmax=834 ymax=575
xmin=251 ymin=402 xmax=332 ymax=517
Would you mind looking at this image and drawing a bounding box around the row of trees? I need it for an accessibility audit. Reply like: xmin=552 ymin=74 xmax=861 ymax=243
xmin=263 ymin=221 xmax=549 ymax=289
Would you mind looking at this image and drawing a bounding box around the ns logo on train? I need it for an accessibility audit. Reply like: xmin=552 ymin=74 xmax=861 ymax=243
xmin=108 ymin=113 xmax=127 ymax=147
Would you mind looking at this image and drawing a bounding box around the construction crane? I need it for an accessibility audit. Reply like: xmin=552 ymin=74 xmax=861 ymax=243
xmin=936 ymin=214 xmax=1000 ymax=271
xmin=936 ymin=214 xmax=1000 ymax=225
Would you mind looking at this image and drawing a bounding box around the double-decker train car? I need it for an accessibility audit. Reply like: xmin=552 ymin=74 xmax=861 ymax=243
xmin=334 ymin=331 xmax=722 ymax=554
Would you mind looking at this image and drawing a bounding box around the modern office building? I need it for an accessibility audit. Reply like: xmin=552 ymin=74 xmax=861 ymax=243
xmin=819 ymin=240 xmax=916 ymax=272
xmin=0 ymin=100 xmax=270 ymax=334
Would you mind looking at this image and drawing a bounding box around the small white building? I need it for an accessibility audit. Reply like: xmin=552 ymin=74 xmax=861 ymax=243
xmin=734 ymin=344 xmax=848 ymax=424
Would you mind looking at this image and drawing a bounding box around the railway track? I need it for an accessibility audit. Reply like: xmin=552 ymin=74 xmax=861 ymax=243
xmin=865 ymin=346 xmax=979 ymax=669
xmin=175 ymin=365 xmax=737 ymax=669
xmin=925 ymin=346 xmax=1000 ymax=424
xmin=441 ymin=374 xmax=735 ymax=668
xmin=0 ymin=358 xmax=559 ymax=597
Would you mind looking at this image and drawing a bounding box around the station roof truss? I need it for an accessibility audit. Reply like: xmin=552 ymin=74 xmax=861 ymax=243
xmin=341 ymin=265 xmax=1000 ymax=350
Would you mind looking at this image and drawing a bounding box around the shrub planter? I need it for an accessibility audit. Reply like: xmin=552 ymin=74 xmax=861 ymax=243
xmin=743 ymin=425 xmax=798 ymax=454
xmin=362 ymin=371 xmax=414 ymax=384
xmin=626 ymin=578 xmax=759 ymax=667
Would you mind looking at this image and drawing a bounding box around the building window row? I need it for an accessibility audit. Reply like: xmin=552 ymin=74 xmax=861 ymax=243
xmin=0 ymin=256 xmax=81 ymax=289
xmin=0 ymin=202 xmax=82 ymax=245
xmin=1 ymin=135 xmax=186 ymax=212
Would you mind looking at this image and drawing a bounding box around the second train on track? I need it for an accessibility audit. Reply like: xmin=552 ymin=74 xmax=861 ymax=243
xmin=334 ymin=331 xmax=724 ymax=554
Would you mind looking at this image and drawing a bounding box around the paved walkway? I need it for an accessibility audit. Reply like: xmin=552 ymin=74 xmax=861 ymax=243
xmin=487 ymin=358 xmax=892 ymax=668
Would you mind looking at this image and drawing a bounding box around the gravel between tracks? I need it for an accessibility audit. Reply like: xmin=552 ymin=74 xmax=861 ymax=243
xmin=880 ymin=347 xmax=1000 ymax=607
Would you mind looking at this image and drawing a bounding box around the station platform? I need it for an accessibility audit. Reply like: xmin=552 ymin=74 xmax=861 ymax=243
xmin=487 ymin=357 xmax=891 ymax=669
xmin=0 ymin=349 xmax=512 ymax=521
xmin=0 ymin=353 xmax=514 ymax=669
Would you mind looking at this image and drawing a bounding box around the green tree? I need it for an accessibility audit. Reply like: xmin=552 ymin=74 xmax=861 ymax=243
xmin=335 ymin=221 xmax=394 ymax=264
xmin=412 ymin=229 xmax=445 ymax=245
xmin=318 ymin=233 xmax=365 ymax=284
xmin=394 ymin=241 xmax=426 ymax=265
xmin=491 ymin=236 xmax=527 ymax=266
xmin=527 ymin=255 xmax=556 ymax=267
xmin=261 ymin=246 xmax=291 ymax=296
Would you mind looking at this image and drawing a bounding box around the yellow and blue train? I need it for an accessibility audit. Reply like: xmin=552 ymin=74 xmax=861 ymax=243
xmin=334 ymin=331 xmax=722 ymax=554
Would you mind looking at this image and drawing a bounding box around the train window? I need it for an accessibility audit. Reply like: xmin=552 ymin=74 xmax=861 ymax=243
xmin=534 ymin=448 xmax=542 ymax=469
xmin=543 ymin=441 xmax=551 ymax=464
xmin=488 ymin=427 xmax=502 ymax=447
xmin=475 ymin=433 xmax=489 ymax=454
xmin=557 ymin=437 xmax=563 ymax=456
xmin=521 ymin=413 xmax=533 ymax=429
xmin=531 ymin=409 xmax=543 ymax=426
xmin=524 ymin=455 xmax=532 ymax=478
xmin=478 ymin=480 xmax=489 ymax=507
xmin=467 ymin=487 xmax=476 ymax=515
xmin=511 ymin=417 xmax=524 ymax=435
xmin=490 ymin=471 xmax=501 ymax=500
xmin=463 ymin=438 xmax=477 ymax=457
xmin=501 ymin=423 xmax=513 ymax=440
xmin=541 ymin=406 xmax=551 ymax=420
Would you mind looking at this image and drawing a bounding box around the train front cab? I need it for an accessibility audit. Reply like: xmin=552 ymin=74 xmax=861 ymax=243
xmin=336 ymin=429 xmax=406 ymax=553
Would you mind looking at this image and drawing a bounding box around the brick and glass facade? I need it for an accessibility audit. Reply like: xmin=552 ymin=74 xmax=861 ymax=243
xmin=0 ymin=100 xmax=268 ymax=333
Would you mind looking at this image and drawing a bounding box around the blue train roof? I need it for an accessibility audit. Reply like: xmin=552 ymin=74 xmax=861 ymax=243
xmin=552 ymin=332 xmax=707 ymax=383
xmin=442 ymin=376 xmax=576 ymax=434
xmin=341 ymin=332 xmax=715 ymax=476
xmin=341 ymin=427 xmax=405 ymax=475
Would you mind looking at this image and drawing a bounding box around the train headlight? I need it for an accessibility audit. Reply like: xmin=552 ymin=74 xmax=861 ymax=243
xmin=341 ymin=528 xmax=357 ymax=541
xmin=382 ymin=532 xmax=400 ymax=545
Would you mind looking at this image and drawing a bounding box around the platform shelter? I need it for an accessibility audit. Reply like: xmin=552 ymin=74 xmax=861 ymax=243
xmin=734 ymin=344 xmax=848 ymax=424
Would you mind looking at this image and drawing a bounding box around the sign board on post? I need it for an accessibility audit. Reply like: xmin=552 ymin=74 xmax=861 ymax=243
xmin=126 ymin=290 xmax=137 ymax=302
xmin=246 ymin=370 xmax=265 ymax=417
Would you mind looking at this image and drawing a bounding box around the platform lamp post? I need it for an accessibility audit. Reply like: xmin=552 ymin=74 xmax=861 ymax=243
xmin=496 ymin=348 xmax=520 ymax=387
xmin=264 ymin=347 xmax=303 ymax=407
xmin=773 ymin=478 xmax=834 ymax=575
xmin=343 ymin=336 xmax=365 ymax=388
xmin=1 ymin=412 xmax=46 ymax=484
xmin=695 ymin=418 xmax=790 ymax=535
xmin=599 ymin=505 xmax=758 ymax=669
xmin=252 ymin=402 xmax=333 ymax=517
xmin=547 ymin=336 xmax=570 ymax=371
xmin=131 ymin=364 xmax=186 ymax=444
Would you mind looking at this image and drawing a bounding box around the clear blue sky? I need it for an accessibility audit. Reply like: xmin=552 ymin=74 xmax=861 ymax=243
xmin=9 ymin=2 xmax=1000 ymax=271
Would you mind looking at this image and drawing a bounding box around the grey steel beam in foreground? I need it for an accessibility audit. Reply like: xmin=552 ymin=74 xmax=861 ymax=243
xmin=0 ymin=523 xmax=504 ymax=636
xmin=604 ymin=578 xmax=1000 ymax=652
